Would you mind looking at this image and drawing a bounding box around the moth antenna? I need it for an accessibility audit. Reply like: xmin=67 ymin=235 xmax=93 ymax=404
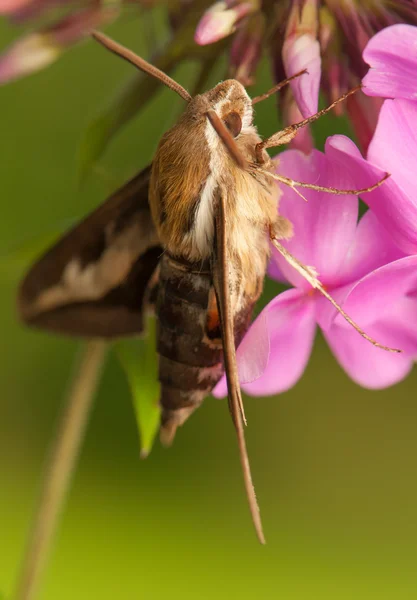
xmin=260 ymin=169 xmax=390 ymax=196
xmin=270 ymin=234 xmax=401 ymax=354
xmin=252 ymin=69 xmax=308 ymax=105
xmin=206 ymin=110 xmax=247 ymax=169
xmin=92 ymin=30 xmax=192 ymax=102
xmin=256 ymin=85 xmax=362 ymax=160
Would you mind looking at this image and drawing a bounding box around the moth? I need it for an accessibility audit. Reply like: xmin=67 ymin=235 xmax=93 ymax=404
xmin=18 ymin=31 xmax=396 ymax=544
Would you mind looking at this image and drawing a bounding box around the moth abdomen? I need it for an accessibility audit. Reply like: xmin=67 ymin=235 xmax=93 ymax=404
xmin=156 ymin=253 xmax=223 ymax=445
xmin=155 ymin=252 xmax=261 ymax=446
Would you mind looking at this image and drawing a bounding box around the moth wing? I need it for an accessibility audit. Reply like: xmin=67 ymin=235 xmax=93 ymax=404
xmin=212 ymin=187 xmax=265 ymax=544
xmin=18 ymin=165 xmax=162 ymax=338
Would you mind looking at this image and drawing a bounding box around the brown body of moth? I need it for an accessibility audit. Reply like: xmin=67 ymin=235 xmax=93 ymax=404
xmin=18 ymin=32 xmax=397 ymax=544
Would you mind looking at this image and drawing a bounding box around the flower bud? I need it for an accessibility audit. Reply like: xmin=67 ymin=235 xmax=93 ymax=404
xmin=282 ymin=0 xmax=321 ymax=118
xmin=0 ymin=7 xmax=115 ymax=84
xmin=195 ymin=1 xmax=256 ymax=46
xmin=0 ymin=34 xmax=61 ymax=84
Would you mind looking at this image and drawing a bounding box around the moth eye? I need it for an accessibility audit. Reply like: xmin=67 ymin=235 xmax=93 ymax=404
xmin=223 ymin=112 xmax=242 ymax=137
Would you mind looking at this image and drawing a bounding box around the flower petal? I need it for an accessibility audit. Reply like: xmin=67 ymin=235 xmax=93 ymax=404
xmin=317 ymin=255 xmax=417 ymax=334
xmin=282 ymin=33 xmax=321 ymax=117
xmin=338 ymin=209 xmax=405 ymax=283
xmin=363 ymin=24 xmax=417 ymax=100
xmin=213 ymin=289 xmax=316 ymax=398
xmin=326 ymin=122 xmax=417 ymax=255
xmin=324 ymin=319 xmax=414 ymax=390
xmin=273 ymin=139 xmax=360 ymax=289
xmin=345 ymin=91 xmax=383 ymax=154
xmin=267 ymin=256 xmax=289 ymax=284
xmin=283 ymin=95 xmax=314 ymax=153
xmin=335 ymin=255 xmax=417 ymax=329
xmin=367 ymin=99 xmax=417 ymax=252
xmin=281 ymin=0 xmax=321 ymax=118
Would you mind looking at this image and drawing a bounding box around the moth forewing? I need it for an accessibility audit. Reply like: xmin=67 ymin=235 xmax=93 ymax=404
xmin=18 ymin=166 xmax=162 ymax=338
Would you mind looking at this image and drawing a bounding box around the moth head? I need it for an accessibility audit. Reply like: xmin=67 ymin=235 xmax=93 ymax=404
xmin=203 ymin=79 xmax=253 ymax=139
xmin=91 ymin=32 xmax=258 ymax=169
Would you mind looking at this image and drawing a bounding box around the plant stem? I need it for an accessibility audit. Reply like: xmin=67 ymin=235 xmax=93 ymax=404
xmin=13 ymin=340 xmax=108 ymax=600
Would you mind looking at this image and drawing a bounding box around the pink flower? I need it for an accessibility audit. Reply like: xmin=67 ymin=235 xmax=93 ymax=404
xmin=214 ymin=136 xmax=417 ymax=397
xmin=337 ymin=24 xmax=417 ymax=254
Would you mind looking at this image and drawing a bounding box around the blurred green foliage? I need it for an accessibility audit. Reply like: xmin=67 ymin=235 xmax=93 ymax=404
xmin=0 ymin=10 xmax=417 ymax=600
xmin=115 ymin=318 xmax=160 ymax=457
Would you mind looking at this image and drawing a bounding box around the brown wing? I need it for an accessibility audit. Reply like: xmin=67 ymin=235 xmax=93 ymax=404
xmin=212 ymin=187 xmax=265 ymax=545
xmin=18 ymin=165 xmax=162 ymax=338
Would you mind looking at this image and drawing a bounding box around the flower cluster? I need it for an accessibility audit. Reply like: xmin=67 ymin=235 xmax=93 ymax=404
xmin=1 ymin=3 xmax=416 ymax=393
xmin=195 ymin=0 xmax=417 ymax=152
xmin=215 ymin=24 xmax=417 ymax=396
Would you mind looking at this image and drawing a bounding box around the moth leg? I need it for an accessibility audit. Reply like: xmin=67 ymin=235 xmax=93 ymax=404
xmin=269 ymin=229 xmax=401 ymax=354
xmin=213 ymin=189 xmax=265 ymax=544
xmin=256 ymin=85 xmax=361 ymax=162
xmin=262 ymin=170 xmax=390 ymax=197
xmin=251 ymin=69 xmax=307 ymax=105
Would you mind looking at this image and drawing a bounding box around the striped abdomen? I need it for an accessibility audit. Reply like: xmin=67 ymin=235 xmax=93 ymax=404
xmin=156 ymin=253 xmax=257 ymax=445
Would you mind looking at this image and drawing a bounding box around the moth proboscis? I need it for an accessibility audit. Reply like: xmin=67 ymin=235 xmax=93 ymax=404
xmin=18 ymin=30 xmax=398 ymax=544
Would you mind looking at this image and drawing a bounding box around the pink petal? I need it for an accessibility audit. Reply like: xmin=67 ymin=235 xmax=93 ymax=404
xmin=213 ymin=303 xmax=270 ymax=398
xmin=369 ymin=100 xmax=417 ymax=201
xmin=367 ymin=99 xmax=417 ymax=253
xmin=363 ymin=24 xmax=417 ymax=100
xmin=317 ymin=255 xmax=417 ymax=334
xmin=273 ymin=139 xmax=359 ymax=289
xmin=328 ymin=121 xmax=417 ymax=254
xmin=335 ymin=256 xmax=417 ymax=329
xmin=345 ymin=91 xmax=383 ymax=154
xmin=267 ymin=257 xmax=289 ymax=284
xmin=334 ymin=209 xmax=405 ymax=285
xmin=282 ymin=33 xmax=321 ymax=117
xmin=213 ymin=289 xmax=316 ymax=398
xmin=283 ymin=95 xmax=314 ymax=153
xmin=324 ymin=320 xmax=414 ymax=390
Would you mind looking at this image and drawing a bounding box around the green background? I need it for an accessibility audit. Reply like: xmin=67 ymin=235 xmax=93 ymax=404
xmin=1 ymin=12 xmax=417 ymax=600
